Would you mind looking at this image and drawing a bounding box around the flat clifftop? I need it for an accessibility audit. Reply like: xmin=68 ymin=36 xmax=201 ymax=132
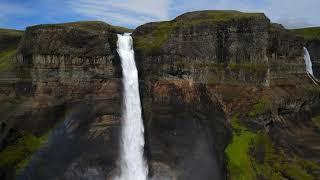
xmin=133 ymin=10 xmax=271 ymax=57
xmin=133 ymin=10 xmax=305 ymax=84
xmin=291 ymin=27 xmax=320 ymax=40
xmin=0 ymin=28 xmax=23 ymax=37
xmin=26 ymin=21 xmax=132 ymax=34
xmin=174 ymin=10 xmax=267 ymax=23
xmin=19 ymin=21 xmax=130 ymax=56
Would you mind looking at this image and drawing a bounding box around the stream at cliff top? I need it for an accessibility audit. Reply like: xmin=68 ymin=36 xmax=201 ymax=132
xmin=115 ymin=33 xmax=148 ymax=180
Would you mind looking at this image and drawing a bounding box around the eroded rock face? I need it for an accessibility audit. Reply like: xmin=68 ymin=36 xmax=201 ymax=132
xmin=268 ymin=24 xmax=305 ymax=80
xmin=0 ymin=22 xmax=126 ymax=179
xmin=133 ymin=10 xmax=319 ymax=179
xmin=305 ymin=40 xmax=320 ymax=79
xmin=0 ymin=11 xmax=319 ymax=180
xmin=141 ymin=80 xmax=231 ymax=180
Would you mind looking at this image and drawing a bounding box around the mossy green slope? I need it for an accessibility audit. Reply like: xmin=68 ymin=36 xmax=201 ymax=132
xmin=225 ymin=115 xmax=257 ymax=180
xmin=0 ymin=48 xmax=17 ymax=72
xmin=0 ymin=28 xmax=23 ymax=37
xmin=0 ymin=133 xmax=48 ymax=175
xmin=0 ymin=28 xmax=23 ymax=73
xmin=291 ymin=27 xmax=320 ymax=40
xmin=226 ymin=115 xmax=320 ymax=180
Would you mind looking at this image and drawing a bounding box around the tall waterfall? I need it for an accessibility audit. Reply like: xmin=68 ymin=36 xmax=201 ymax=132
xmin=303 ymin=47 xmax=314 ymax=77
xmin=115 ymin=33 xmax=148 ymax=180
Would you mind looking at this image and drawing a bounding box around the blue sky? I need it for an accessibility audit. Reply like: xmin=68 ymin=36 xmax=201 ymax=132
xmin=1 ymin=0 xmax=319 ymax=30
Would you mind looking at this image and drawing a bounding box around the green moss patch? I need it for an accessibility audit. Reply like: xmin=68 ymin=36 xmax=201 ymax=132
xmin=0 ymin=133 xmax=48 ymax=175
xmin=226 ymin=115 xmax=257 ymax=180
xmin=226 ymin=115 xmax=320 ymax=180
xmin=0 ymin=48 xmax=17 ymax=72
xmin=312 ymin=115 xmax=320 ymax=128
xmin=134 ymin=22 xmax=176 ymax=55
xmin=291 ymin=27 xmax=320 ymax=40
xmin=248 ymin=97 xmax=272 ymax=117
xmin=252 ymin=134 xmax=320 ymax=180
xmin=228 ymin=62 xmax=268 ymax=73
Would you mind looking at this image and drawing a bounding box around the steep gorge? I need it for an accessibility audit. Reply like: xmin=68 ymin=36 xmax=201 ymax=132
xmin=0 ymin=11 xmax=319 ymax=180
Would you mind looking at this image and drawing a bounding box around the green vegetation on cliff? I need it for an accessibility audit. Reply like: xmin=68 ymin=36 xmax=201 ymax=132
xmin=226 ymin=115 xmax=257 ymax=179
xmin=134 ymin=10 xmax=266 ymax=55
xmin=0 ymin=48 xmax=16 ymax=72
xmin=175 ymin=10 xmax=264 ymax=25
xmin=28 ymin=21 xmax=131 ymax=33
xmin=291 ymin=27 xmax=320 ymax=40
xmin=226 ymin=115 xmax=320 ymax=180
xmin=312 ymin=115 xmax=320 ymax=128
xmin=134 ymin=22 xmax=175 ymax=55
xmin=0 ymin=133 xmax=48 ymax=175
xmin=248 ymin=98 xmax=272 ymax=117
xmin=0 ymin=28 xmax=23 ymax=37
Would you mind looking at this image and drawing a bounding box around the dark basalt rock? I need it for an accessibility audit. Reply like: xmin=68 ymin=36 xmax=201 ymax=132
xmin=133 ymin=10 xmax=320 ymax=179
xmin=0 ymin=21 xmax=126 ymax=179
xmin=291 ymin=27 xmax=320 ymax=79
xmin=305 ymin=39 xmax=320 ymax=79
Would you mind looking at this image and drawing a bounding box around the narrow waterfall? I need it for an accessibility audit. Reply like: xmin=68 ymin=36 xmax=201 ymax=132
xmin=115 ymin=33 xmax=148 ymax=180
xmin=303 ymin=47 xmax=314 ymax=77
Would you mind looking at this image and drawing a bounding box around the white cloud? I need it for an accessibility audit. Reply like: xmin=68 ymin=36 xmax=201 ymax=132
xmin=67 ymin=0 xmax=171 ymax=26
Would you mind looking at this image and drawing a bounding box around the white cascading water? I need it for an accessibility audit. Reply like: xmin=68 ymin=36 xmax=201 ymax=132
xmin=115 ymin=33 xmax=148 ymax=180
xmin=303 ymin=47 xmax=314 ymax=77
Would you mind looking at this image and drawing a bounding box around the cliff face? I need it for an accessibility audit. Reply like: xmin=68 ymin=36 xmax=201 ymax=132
xmin=0 ymin=11 xmax=319 ymax=180
xmin=133 ymin=11 xmax=320 ymax=180
xmin=0 ymin=22 xmax=127 ymax=179
xmin=306 ymin=39 xmax=320 ymax=78
xmin=291 ymin=27 xmax=320 ymax=79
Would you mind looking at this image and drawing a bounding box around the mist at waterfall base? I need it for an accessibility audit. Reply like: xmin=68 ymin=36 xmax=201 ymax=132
xmin=303 ymin=47 xmax=314 ymax=77
xmin=114 ymin=33 xmax=148 ymax=180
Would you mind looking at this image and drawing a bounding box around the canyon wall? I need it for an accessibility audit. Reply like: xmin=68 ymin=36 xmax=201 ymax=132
xmin=0 ymin=11 xmax=319 ymax=180
xmin=0 ymin=22 xmax=126 ymax=179
xmin=133 ymin=10 xmax=320 ymax=179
